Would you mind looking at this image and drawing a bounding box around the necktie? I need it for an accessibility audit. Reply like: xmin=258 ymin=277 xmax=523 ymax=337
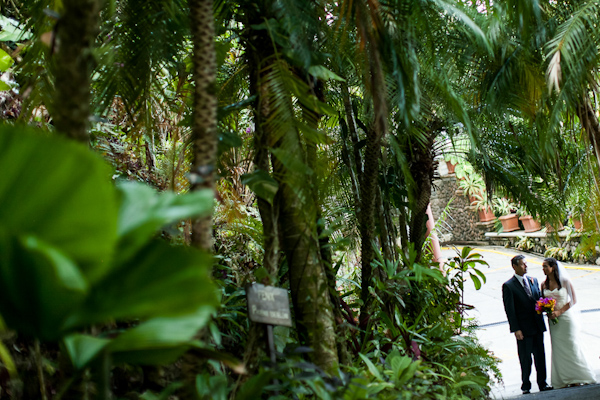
xmin=523 ymin=277 xmax=532 ymax=297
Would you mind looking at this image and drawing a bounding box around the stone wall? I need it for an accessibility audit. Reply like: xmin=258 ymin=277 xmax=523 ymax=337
xmin=430 ymin=168 xmax=487 ymax=243
xmin=486 ymin=231 xmax=599 ymax=264
xmin=431 ymin=160 xmax=599 ymax=264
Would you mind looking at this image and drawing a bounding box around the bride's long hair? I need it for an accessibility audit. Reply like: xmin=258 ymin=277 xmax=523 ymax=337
xmin=544 ymin=257 xmax=562 ymax=290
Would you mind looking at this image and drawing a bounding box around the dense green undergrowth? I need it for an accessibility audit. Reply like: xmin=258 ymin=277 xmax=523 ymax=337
xmin=0 ymin=125 xmax=499 ymax=398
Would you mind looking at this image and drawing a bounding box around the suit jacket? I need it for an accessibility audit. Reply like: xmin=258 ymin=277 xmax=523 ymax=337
xmin=502 ymin=275 xmax=546 ymax=336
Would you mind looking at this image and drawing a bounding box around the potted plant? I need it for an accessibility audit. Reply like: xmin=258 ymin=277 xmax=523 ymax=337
xmin=572 ymin=215 xmax=583 ymax=231
xmin=457 ymin=171 xmax=485 ymax=204
xmin=494 ymin=198 xmax=520 ymax=232
xmin=442 ymin=135 xmax=470 ymax=175
xmin=545 ymin=220 xmax=565 ymax=233
xmin=518 ymin=206 xmax=542 ymax=233
xmin=519 ymin=214 xmax=542 ymax=233
xmin=443 ymin=153 xmax=459 ymax=174
xmin=566 ymin=191 xmax=585 ymax=230
xmin=472 ymin=192 xmax=496 ymax=222
xmin=454 ymin=159 xmax=475 ymax=181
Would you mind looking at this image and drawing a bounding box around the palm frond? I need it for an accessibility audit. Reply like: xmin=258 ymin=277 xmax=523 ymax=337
xmin=545 ymin=0 xmax=600 ymax=87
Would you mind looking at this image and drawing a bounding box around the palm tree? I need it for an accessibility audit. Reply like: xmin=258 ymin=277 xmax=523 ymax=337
xmin=239 ymin=0 xmax=340 ymax=372
xmin=49 ymin=0 xmax=101 ymax=142
xmin=189 ymin=0 xmax=218 ymax=251
xmin=465 ymin=0 xmax=596 ymax=226
xmin=546 ymin=1 xmax=600 ymax=169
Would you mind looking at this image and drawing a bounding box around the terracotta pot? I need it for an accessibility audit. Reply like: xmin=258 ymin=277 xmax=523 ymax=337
xmin=519 ymin=215 xmax=542 ymax=233
xmin=499 ymin=213 xmax=520 ymax=232
xmin=469 ymin=195 xmax=478 ymax=206
xmin=545 ymin=221 xmax=564 ymax=233
xmin=478 ymin=207 xmax=496 ymax=222
xmin=573 ymin=216 xmax=583 ymax=230
xmin=446 ymin=160 xmax=456 ymax=174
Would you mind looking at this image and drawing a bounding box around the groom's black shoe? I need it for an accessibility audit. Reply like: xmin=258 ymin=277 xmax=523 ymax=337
xmin=522 ymin=390 xmax=531 ymax=394
xmin=540 ymin=386 xmax=553 ymax=391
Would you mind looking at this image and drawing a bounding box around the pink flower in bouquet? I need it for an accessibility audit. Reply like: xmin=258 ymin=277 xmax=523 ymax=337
xmin=536 ymin=297 xmax=558 ymax=325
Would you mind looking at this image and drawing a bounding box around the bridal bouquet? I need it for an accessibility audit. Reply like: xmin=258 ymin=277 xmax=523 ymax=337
xmin=536 ymin=297 xmax=558 ymax=325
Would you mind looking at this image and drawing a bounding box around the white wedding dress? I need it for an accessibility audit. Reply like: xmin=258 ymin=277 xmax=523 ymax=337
xmin=543 ymin=287 xmax=597 ymax=388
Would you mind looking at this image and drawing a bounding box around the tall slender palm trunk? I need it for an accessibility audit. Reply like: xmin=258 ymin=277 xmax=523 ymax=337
xmin=239 ymin=12 xmax=281 ymax=376
xmin=275 ymin=150 xmax=339 ymax=372
xmin=51 ymin=0 xmax=100 ymax=143
xmin=305 ymin=77 xmax=351 ymax=365
xmin=340 ymin=80 xmax=363 ymax=198
xmin=358 ymin=39 xmax=387 ymax=326
xmin=241 ymin=4 xmax=338 ymax=373
xmin=246 ymin=18 xmax=280 ymax=280
xmin=408 ymin=124 xmax=439 ymax=262
xmin=189 ymin=0 xmax=218 ymax=251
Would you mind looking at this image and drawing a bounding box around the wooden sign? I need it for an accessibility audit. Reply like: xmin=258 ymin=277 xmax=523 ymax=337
xmin=246 ymin=283 xmax=292 ymax=327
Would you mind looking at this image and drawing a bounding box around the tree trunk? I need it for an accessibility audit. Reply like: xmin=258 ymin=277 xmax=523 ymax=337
xmin=358 ymin=36 xmax=387 ymax=325
xmin=237 ymin=7 xmax=281 ymax=379
xmin=358 ymin=129 xmax=381 ymax=325
xmin=341 ymin=80 xmax=363 ymax=189
xmin=273 ymin=75 xmax=338 ymax=371
xmin=377 ymin=185 xmax=394 ymax=262
xmin=408 ymin=124 xmax=439 ymax=262
xmin=339 ymin=115 xmax=361 ymax=206
xmin=50 ymin=0 xmax=100 ymax=143
xmin=305 ymin=76 xmax=351 ymax=366
xmin=189 ymin=0 xmax=218 ymax=251
xmin=243 ymin=0 xmax=339 ymax=374
xmin=276 ymin=161 xmax=339 ymax=372
xmin=398 ymin=202 xmax=409 ymax=256
xmin=247 ymin=39 xmax=280 ymax=280
xmin=320 ymin=225 xmax=352 ymax=365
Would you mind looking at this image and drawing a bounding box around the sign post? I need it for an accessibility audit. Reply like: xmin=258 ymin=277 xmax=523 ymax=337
xmin=246 ymin=283 xmax=292 ymax=369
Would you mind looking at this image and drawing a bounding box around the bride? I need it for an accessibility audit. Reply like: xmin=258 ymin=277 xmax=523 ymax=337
xmin=541 ymin=257 xmax=597 ymax=388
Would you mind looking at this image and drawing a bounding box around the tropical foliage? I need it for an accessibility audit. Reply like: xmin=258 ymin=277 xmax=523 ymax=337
xmin=1 ymin=0 xmax=599 ymax=398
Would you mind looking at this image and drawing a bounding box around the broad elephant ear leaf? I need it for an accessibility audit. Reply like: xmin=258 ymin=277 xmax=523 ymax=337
xmin=0 ymin=232 xmax=88 ymax=341
xmin=0 ymin=49 xmax=13 ymax=72
xmin=241 ymin=170 xmax=279 ymax=205
xmin=0 ymin=125 xmax=118 ymax=282
xmin=116 ymin=181 xmax=213 ymax=261
xmin=69 ymin=239 xmax=218 ymax=329
xmin=108 ymin=306 xmax=214 ymax=365
xmin=64 ymin=307 xmax=216 ymax=368
xmin=63 ymin=334 xmax=111 ymax=370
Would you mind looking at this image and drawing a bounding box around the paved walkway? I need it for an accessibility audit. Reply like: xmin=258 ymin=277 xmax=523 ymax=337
xmin=440 ymin=246 xmax=600 ymax=399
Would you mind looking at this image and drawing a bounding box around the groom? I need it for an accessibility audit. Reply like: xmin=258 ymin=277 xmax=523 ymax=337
xmin=502 ymin=255 xmax=553 ymax=395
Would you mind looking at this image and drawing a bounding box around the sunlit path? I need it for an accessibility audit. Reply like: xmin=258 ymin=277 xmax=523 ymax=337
xmin=440 ymin=246 xmax=600 ymax=399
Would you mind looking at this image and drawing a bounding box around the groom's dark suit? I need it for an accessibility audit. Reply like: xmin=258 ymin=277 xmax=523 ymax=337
xmin=502 ymin=275 xmax=548 ymax=392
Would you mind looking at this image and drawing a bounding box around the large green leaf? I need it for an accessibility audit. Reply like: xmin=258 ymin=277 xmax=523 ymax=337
xmin=0 ymin=126 xmax=219 ymax=350
xmin=217 ymin=130 xmax=243 ymax=156
xmin=0 ymin=232 xmax=88 ymax=340
xmin=0 ymin=16 xmax=32 ymax=42
xmin=270 ymin=148 xmax=314 ymax=177
xmin=0 ymin=49 xmax=13 ymax=72
xmin=0 ymin=125 xmax=117 ymax=282
xmin=116 ymin=181 xmax=213 ymax=261
xmin=64 ymin=307 xmax=214 ymax=368
xmin=71 ymin=239 xmax=218 ymax=328
xmin=108 ymin=307 xmax=213 ymax=365
xmin=359 ymin=353 xmax=383 ymax=381
xmin=241 ymin=170 xmax=279 ymax=205
xmin=63 ymin=334 xmax=111 ymax=370
xmin=307 ymin=65 xmax=345 ymax=82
